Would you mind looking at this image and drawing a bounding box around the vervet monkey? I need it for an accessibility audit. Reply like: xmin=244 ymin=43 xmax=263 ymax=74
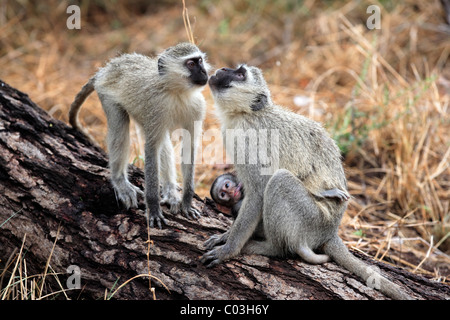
xmin=201 ymin=65 xmax=412 ymax=300
xmin=207 ymin=172 xmax=349 ymax=250
xmin=69 ymin=43 xmax=210 ymax=228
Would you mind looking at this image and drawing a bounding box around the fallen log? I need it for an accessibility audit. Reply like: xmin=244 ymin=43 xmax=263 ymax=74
xmin=0 ymin=79 xmax=448 ymax=300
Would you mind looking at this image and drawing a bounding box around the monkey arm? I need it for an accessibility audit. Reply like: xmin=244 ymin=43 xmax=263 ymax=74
xmin=201 ymin=193 xmax=263 ymax=267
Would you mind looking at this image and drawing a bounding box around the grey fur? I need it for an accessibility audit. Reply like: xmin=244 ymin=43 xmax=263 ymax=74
xmin=207 ymin=173 xmax=348 ymax=251
xmin=201 ymin=65 xmax=412 ymax=300
xmin=69 ymin=43 xmax=210 ymax=228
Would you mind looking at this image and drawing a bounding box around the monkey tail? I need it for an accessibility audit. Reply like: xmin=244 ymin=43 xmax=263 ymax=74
xmin=323 ymin=235 xmax=413 ymax=300
xmin=68 ymin=77 xmax=96 ymax=142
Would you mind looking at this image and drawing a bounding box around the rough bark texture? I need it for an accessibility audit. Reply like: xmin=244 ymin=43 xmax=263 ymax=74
xmin=0 ymin=79 xmax=449 ymax=300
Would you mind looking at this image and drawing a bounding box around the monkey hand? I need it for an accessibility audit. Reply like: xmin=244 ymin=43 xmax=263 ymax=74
xmin=147 ymin=205 xmax=167 ymax=229
xmin=204 ymin=231 xmax=229 ymax=250
xmin=318 ymin=188 xmax=350 ymax=202
xmin=200 ymin=243 xmax=236 ymax=268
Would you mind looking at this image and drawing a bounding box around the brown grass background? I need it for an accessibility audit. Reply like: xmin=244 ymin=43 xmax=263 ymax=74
xmin=1 ymin=0 xmax=449 ymax=282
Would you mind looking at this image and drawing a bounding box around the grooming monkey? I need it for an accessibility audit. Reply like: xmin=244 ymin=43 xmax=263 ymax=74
xmin=69 ymin=43 xmax=210 ymax=228
xmin=207 ymin=172 xmax=349 ymax=249
xmin=201 ymin=65 xmax=412 ymax=300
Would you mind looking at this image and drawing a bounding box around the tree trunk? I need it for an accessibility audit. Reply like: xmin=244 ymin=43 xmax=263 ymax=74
xmin=0 ymin=79 xmax=448 ymax=300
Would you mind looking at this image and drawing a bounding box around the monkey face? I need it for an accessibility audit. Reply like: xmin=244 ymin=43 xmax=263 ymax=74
xmin=210 ymin=174 xmax=243 ymax=208
xmin=186 ymin=57 xmax=209 ymax=86
xmin=217 ymin=179 xmax=242 ymax=205
xmin=157 ymin=43 xmax=210 ymax=90
xmin=209 ymin=65 xmax=271 ymax=113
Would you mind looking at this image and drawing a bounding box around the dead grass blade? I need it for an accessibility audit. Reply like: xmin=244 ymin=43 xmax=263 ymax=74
xmin=182 ymin=0 xmax=195 ymax=44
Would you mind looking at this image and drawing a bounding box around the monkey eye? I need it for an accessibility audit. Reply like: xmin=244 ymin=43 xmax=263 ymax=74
xmin=220 ymin=192 xmax=226 ymax=199
xmin=236 ymin=73 xmax=245 ymax=79
xmin=225 ymin=183 xmax=230 ymax=188
xmin=186 ymin=60 xmax=196 ymax=69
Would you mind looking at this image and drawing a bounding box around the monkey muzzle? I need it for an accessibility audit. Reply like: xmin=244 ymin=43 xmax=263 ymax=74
xmin=208 ymin=72 xmax=229 ymax=90
xmin=233 ymin=183 xmax=242 ymax=200
xmin=209 ymin=66 xmax=247 ymax=91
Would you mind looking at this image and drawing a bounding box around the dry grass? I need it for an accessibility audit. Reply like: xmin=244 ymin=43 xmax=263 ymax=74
xmin=0 ymin=231 xmax=73 ymax=300
xmin=1 ymin=0 xmax=449 ymax=289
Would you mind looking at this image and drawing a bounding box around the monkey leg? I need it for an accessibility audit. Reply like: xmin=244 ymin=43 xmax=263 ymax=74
xmin=102 ymin=97 xmax=143 ymax=209
xmin=242 ymin=240 xmax=330 ymax=263
xmin=144 ymin=141 xmax=167 ymax=229
xmin=262 ymin=169 xmax=337 ymax=263
xmin=159 ymin=132 xmax=181 ymax=214
xmin=179 ymin=124 xmax=201 ymax=219
xmin=241 ymin=240 xmax=280 ymax=256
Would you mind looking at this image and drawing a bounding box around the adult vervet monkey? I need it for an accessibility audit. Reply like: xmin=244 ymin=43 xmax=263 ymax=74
xmin=201 ymin=65 xmax=412 ymax=300
xmin=69 ymin=43 xmax=210 ymax=228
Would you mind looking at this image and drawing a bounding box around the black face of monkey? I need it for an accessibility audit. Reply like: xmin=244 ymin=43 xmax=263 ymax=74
xmin=208 ymin=66 xmax=247 ymax=90
xmin=186 ymin=57 xmax=208 ymax=86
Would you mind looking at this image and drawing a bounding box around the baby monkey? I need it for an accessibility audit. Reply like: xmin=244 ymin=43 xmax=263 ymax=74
xmin=209 ymin=173 xmax=244 ymax=219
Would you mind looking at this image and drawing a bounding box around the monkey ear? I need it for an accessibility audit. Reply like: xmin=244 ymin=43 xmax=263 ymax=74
xmin=250 ymin=93 xmax=268 ymax=111
xmin=157 ymin=57 xmax=165 ymax=75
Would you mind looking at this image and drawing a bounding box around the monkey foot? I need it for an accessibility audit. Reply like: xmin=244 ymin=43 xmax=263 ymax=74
xmin=147 ymin=207 xmax=167 ymax=229
xmin=113 ymin=181 xmax=144 ymax=209
xmin=181 ymin=205 xmax=202 ymax=220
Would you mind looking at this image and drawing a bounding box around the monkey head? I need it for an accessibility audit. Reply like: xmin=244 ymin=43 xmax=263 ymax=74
xmin=208 ymin=64 xmax=271 ymax=114
xmin=158 ymin=42 xmax=210 ymax=89
xmin=210 ymin=173 xmax=244 ymax=215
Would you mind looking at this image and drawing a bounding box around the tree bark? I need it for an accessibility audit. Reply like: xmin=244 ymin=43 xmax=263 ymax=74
xmin=0 ymin=79 xmax=448 ymax=300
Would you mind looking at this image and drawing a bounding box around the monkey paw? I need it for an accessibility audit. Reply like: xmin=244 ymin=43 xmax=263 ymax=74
xmin=334 ymin=189 xmax=350 ymax=202
xmin=204 ymin=232 xmax=228 ymax=250
xmin=160 ymin=193 xmax=182 ymax=215
xmin=200 ymin=244 xmax=234 ymax=268
xmin=113 ymin=181 xmax=144 ymax=209
xmin=180 ymin=203 xmax=202 ymax=220
xmin=147 ymin=206 xmax=167 ymax=229
xmin=330 ymin=189 xmax=350 ymax=202
xmin=319 ymin=188 xmax=350 ymax=202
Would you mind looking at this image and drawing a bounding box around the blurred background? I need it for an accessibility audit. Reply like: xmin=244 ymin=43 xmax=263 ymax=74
xmin=1 ymin=0 xmax=449 ymax=282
